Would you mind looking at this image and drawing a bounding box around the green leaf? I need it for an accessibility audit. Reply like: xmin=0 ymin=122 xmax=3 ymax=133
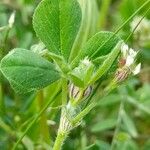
xmin=69 ymin=73 xmax=84 ymax=87
xmin=92 ymin=55 xmax=108 ymax=66
xmin=71 ymin=31 xmax=120 ymax=68
xmin=33 ymin=0 xmax=82 ymax=61
xmin=85 ymin=140 xmax=110 ymax=150
xmin=91 ymin=118 xmax=116 ymax=133
xmin=0 ymin=48 xmax=60 ymax=93
xmin=98 ymin=94 xmax=121 ymax=107
xmin=95 ymin=140 xmax=110 ymax=150
xmin=89 ymin=41 xmax=122 ymax=84
xmin=116 ymin=139 xmax=138 ymax=150
xmin=120 ymin=0 xmax=136 ymax=20
xmin=122 ymin=110 xmax=138 ymax=138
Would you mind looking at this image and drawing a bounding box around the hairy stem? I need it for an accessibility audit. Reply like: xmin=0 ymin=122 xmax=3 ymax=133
xmin=53 ymin=78 xmax=70 ymax=150
xmin=53 ymin=107 xmax=71 ymax=150
xmin=53 ymin=131 xmax=68 ymax=150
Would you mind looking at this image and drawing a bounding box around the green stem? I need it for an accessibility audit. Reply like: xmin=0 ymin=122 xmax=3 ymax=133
xmin=37 ymin=90 xmax=50 ymax=143
xmin=12 ymin=85 xmax=61 ymax=150
xmin=72 ymin=101 xmax=96 ymax=125
xmin=52 ymin=79 xmax=69 ymax=150
xmin=0 ymin=118 xmax=15 ymax=137
xmin=98 ymin=0 xmax=112 ymax=29
xmin=110 ymin=97 xmax=125 ymax=150
xmin=53 ymin=131 xmax=68 ymax=150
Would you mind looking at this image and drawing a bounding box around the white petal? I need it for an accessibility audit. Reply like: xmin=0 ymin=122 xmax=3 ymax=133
xmin=133 ymin=63 xmax=141 ymax=75
xmin=129 ymin=48 xmax=137 ymax=58
xmin=126 ymin=56 xmax=134 ymax=66
xmin=121 ymin=43 xmax=128 ymax=57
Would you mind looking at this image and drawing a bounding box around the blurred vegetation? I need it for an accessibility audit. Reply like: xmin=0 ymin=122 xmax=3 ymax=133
xmin=0 ymin=0 xmax=150 ymax=150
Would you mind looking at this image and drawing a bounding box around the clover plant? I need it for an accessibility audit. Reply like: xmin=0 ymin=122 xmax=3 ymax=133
xmin=0 ymin=0 xmax=150 ymax=149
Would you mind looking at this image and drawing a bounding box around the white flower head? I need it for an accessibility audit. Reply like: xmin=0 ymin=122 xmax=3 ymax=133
xmin=118 ymin=43 xmax=141 ymax=78
xmin=121 ymin=43 xmax=138 ymax=67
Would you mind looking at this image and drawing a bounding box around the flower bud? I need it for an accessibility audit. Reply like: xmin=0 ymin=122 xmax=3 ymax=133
xmin=115 ymin=68 xmax=130 ymax=82
xmin=69 ymin=83 xmax=92 ymax=101
xmin=69 ymin=57 xmax=94 ymax=87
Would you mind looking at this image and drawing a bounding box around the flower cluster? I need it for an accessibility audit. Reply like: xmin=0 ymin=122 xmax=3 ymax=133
xmin=130 ymin=16 xmax=150 ymax=47
xmin=115 ymin=43 xmax=141 ymax=82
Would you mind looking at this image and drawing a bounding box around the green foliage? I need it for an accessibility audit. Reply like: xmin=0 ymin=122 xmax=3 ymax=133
xmin=122 ymin=110 xmax=138 ymax=138
xmin=71 ymin=31 xmax=120 ymax=67
xmin=0 ymin=48 xmax=60 ymax=93
xmin=1 ymin=3 xmax=121 ymax=93
xmin=33 ymin=0 xmax=82 ymax=61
